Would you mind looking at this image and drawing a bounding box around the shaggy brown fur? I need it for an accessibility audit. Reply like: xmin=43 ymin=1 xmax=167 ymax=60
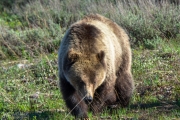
xmin=58 ymin=14 xmax=134 ymax=118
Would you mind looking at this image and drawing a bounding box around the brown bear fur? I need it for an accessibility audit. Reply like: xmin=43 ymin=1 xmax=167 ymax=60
xmin=58 ymin=14 xmax=134 ymax=118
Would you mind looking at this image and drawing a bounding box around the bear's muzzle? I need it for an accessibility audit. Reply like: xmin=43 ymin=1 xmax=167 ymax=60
xmin=84 ymin=96 xmax=93 ymax=105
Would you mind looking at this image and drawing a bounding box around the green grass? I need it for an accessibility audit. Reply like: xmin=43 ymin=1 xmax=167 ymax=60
xmin=1 ymin=40 xmax=180 ymax=119
xmin=0 ymin=0 xmax=180 ymax=119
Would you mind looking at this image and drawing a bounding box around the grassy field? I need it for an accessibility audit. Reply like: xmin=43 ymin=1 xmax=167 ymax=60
xmin=0 ymin=0 xmax=180 ymax=119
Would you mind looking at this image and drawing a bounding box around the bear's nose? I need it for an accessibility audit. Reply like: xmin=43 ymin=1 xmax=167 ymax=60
xmin=84 ymin=96 xmax=93 ymax=104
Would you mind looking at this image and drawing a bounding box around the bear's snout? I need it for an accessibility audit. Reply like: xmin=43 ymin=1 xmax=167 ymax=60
xmin=84 ymin=96 xmax=93 ymax=104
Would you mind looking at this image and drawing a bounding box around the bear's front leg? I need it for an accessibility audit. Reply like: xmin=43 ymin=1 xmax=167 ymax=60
xmin=60 ymin=76 xmax=88 ymax=118
xmin=115 ymin=71 xmax=134 ymax=107
xmin=90 ymin=82 xmax=116 ymax=114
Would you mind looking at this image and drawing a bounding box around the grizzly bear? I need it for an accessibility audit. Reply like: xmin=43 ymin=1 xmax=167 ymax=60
xmin=58 ymin=14 xmax=134 ymax=118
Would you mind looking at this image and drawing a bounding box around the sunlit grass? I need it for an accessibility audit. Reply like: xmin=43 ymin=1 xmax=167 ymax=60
xmin=1 ymin=39 xmax=180 ymax=119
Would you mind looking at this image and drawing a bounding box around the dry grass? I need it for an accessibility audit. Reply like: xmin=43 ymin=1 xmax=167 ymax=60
xmin=0 ymin=0 xmax=180 ymax=59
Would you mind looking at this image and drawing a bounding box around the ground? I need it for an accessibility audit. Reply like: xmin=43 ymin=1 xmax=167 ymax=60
xmin=0 ymin=39 xmax=180 ymax=119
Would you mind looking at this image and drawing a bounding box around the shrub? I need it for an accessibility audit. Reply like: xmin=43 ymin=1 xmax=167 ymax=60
xmin=0 ymin=0 xmax=179 ymax=59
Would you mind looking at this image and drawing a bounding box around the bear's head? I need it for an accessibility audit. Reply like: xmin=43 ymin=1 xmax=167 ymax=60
xmin=63 ymin=49 xmax=106 ymax=104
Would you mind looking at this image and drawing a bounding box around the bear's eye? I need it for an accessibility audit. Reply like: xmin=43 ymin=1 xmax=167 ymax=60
xmin=79 ymin=81 xmax=85 ymax=86
xmin=64 ymin=62 xmax=72 ymax=70
xmin=68 ymin=60 xmax=75 ymax=67
xmin=65 ymin=59 xmax=76 ymax=70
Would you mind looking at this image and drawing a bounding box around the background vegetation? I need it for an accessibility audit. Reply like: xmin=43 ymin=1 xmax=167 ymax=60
xmin=0 ymin=0 xmax=180 ymax=119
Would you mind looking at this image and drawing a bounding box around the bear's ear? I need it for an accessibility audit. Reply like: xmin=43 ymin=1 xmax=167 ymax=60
xmin=96 ymin=51 xmax=105 ymax=65
xmin=64 ymin=50 xmax=79 ymax=70
xmin=67 ymin=49 xmax=79 ymax=63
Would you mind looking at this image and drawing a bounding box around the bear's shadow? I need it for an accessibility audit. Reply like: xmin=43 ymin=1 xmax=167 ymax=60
xmin=130 ymin=101 xmax=180 ymax=110
xmin=2 ymin=101 xmax=179 ymax=120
